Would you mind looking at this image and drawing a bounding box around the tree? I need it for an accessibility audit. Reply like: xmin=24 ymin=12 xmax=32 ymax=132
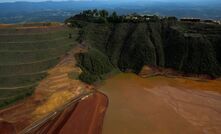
xmin=112 ymin=11 xmax=117 ymax=18
xmin=109 ymin=11 xmax=118 ymax=22
xmin=99 ymin=10 xmax=109 ymax=18
xmin=83 ymin=10 xmax=93 ymax=16
xmin=93 ymin=9 xmax=99 ymax=16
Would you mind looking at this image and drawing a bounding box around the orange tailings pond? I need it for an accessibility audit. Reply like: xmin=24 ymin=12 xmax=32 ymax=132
xmin=98 ymin=73 xmax=221 ymax=134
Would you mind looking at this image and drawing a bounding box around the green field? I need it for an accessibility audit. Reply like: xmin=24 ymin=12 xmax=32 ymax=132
xmin=0 ymin=24 xmax=78 ymax=108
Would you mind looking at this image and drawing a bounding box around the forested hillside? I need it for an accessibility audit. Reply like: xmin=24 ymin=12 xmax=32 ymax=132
xmin=67 ymin=10 xmax=221 ymax=83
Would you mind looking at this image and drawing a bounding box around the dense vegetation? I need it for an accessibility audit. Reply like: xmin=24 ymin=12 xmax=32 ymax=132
xmin=65 ymin=9 xmax=163 ymax=24
xmin=76 ymin=48 xmax=114 ymax=84
xmin=67 ymin=10 xmax=221 ymax=83
xmin=0 ymin=24 xmax=77 ymax=108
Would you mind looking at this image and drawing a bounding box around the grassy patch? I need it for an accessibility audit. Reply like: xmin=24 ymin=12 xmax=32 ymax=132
xmin=0 ymin=25 xmax=78 ymax=108
xmin=0 ymin=86 xmax=35 ymax=108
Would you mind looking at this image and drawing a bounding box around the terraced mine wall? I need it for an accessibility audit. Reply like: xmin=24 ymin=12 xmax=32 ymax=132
xmin=73 ymin=21 xmax=221 ymax=83
xmin=0 ymin=24 xmax=77 ymax=108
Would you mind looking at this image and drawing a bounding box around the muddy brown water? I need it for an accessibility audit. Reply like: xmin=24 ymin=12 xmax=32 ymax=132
xmin=98 ymin=73 xmax=221 ymax=134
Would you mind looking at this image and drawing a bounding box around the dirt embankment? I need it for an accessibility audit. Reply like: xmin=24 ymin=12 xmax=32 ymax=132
xmin=0 ymin=45 xmax=100 ymax=133
xmin=26 ymin=92 xmax=108 ymax=134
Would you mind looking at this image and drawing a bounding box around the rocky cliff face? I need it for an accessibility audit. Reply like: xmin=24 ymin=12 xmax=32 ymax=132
xmin=77 ymin=21 xmax=221 ymax=82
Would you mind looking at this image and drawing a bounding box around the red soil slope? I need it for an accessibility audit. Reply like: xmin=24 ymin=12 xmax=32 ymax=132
xmin=23 ymin=91 xmax=108 ymax=134
xmin=0 ymin=120 xmax=16 ymax=134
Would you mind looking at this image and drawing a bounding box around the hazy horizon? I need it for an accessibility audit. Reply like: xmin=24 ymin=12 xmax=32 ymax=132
xmin=0 ymin=0 xmax=220 ymax=3
xmin=0 ymin=0 xmax=220 ymax=23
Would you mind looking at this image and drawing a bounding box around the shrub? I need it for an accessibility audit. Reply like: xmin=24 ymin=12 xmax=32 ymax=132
xmin=77 ymin=48 xmax=114 ymax=83
xmin=79 ymin=72 xmax=99 ymax=84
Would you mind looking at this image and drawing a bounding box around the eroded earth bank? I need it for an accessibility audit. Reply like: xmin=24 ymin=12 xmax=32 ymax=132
xmin=0 ymin=23 xmax=108 ymax=133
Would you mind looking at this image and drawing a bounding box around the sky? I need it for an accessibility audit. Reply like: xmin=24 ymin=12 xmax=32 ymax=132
xmin=0 ymin=0 xmax=67 ymax=2
xmin=0 ymin=0 xmax=209 ymax=1
xmin=0 ymin=0 xmax=217 ymax=3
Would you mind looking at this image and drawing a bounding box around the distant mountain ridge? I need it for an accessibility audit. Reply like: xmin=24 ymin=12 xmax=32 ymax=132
xmin=0 ymin=1 xmax=220 ymax=23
